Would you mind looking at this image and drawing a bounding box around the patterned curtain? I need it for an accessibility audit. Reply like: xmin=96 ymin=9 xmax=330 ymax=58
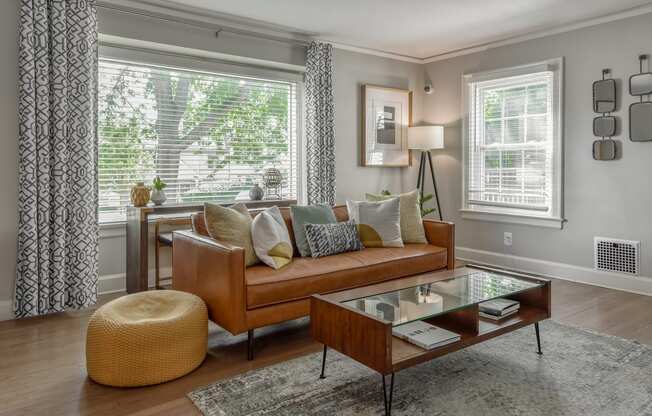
xmin=305 ymin=42 xmax=336 ymax=205
xmin=15 ymin=0 xmax=99 ymax=318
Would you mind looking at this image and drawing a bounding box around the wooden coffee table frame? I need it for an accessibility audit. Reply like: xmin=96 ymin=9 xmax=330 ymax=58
xmin=310 ymin=266 xmax=551 ymax=415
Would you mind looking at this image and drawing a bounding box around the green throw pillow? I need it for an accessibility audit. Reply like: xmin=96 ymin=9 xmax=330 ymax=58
xmin=366 ymin=189 xmax=427 ymax=243
xmin=290 ymin=205 xmax=337 ymax=257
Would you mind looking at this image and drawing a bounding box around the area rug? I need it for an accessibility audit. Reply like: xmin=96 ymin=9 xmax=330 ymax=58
xmin=188 ymin=320 xmax=652 ymax=415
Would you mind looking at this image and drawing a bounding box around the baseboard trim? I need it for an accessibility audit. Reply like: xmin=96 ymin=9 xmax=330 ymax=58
xmin=0 ymin=300 xmax=12 ymax=321
xmin=98 ymin=267 xmax=172 ymax=294
xmin=457 ymin=246 xmax=652 ymax=296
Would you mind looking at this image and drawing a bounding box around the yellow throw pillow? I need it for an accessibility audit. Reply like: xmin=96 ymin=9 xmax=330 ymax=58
xmin=366 ymin=189 xmax=427 ymax=244
xmin=252 ymin=206 xmax=293 ymax=269
xmin=204 ymin=203 xmax=259 ymax=267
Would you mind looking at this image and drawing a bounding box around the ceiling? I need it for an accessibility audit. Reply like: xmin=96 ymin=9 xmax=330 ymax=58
xmin=155 ymin=0 xmax=652 ymax=59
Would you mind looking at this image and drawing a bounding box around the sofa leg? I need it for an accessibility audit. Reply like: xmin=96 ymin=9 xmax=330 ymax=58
xmin=247 ymin=329 xmax=254 ymax=361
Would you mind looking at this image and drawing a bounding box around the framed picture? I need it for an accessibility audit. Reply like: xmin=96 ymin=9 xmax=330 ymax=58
xmin=361 ymin=85 xmax=412 ymax=167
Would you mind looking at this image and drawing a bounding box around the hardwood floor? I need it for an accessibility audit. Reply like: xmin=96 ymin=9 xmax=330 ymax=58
xmin=1 ymin=277 xmax=651 ymax=416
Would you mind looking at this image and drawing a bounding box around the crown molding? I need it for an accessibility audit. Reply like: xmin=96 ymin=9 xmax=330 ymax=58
xmin=98 ymin=1 xmax=652 ymax=65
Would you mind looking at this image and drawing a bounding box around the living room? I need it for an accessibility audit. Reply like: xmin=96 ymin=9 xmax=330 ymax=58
xmin=1 ymin=0 xmax=652 ymax=415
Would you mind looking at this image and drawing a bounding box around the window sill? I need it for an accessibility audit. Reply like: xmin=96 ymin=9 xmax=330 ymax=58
xmin=460 ymin=209 xmax=565 ymax=229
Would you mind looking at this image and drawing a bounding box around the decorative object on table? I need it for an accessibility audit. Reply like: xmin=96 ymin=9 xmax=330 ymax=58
xmin=248 ymin=183 xmax=264 ymax=201
xmin=205 ymin=203 xmax=259 ymax=267
xmin=14 ymin=0 xmax=99 ymax=318
xmin=150 ymin=176 xmax=167 ymax=206
xmin=592 ymin=69 xmax=618 ymax=161
xmin=188 ymin=320 xmax=652 ymax=416
xmin=629 ymin=54 xmax=652 ymax=142
xmin=366 ymin=189 xmax=427 ymax=243
xmin=86 ymin=290 xmax=207 ymax=387
xmin=251 ymin=206 xmax=293 ymax=269
xmin=305 ymin=41 xmax=336 ymax=206
xmin=346 ymin=198 xmax=403 ymax=248
xmin=304 ymin=220 xmax=363 ymax=258
xmin=262 ymin=168 xmax=283 ymax=200
xmin=289 ymin=205 xmax=337 ymax=257
xmin=408 ymin=125 xmax=444 ymax=220
xmin=392 ymin=320 xmax=460 ymax=350
xmin=361 ymin=85 xmax=412 ymax=167
xmin=130 ymin=181 xmax=151 ymax=207
xmin=479 ymin=298 xmax=521 ymax=321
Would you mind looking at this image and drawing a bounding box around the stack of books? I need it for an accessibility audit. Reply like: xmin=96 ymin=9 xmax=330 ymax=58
xmin=392 ymin=321 xmax=461 ymax=350
xmin=479 ymin=298 xmax=520 ymax=321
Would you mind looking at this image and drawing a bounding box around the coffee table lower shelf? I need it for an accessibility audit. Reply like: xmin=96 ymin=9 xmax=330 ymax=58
xmin=310 ymin=267 xmax=551 ymax=416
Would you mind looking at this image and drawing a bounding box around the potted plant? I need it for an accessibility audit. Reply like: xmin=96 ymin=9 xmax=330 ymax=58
xmin=151 ymin=176 xmax=167 ymax=206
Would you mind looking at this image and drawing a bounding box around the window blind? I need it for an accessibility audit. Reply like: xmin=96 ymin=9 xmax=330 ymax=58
xmin=467 ymin=71 xmax=554 ymax=213
xmin=98 ymin=58 xmax=298 ymax=223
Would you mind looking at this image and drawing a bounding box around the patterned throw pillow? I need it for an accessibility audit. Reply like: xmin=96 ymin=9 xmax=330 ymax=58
xmin=251 ymin=206 xmax=293 ymax=269
xmin=304 ymin=221 xmax=363 ymax=258
xmin=366 ymin=189 xmax=427 ymax=244
xmin=346 ymin=198 xmax=403 ymax=248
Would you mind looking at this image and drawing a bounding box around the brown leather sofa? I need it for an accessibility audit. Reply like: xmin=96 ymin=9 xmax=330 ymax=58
xmin=172 ymin=205 xmax=455 ymax=359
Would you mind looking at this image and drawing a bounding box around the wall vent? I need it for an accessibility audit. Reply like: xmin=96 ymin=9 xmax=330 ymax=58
xmin=594 ymin=237 xmax=640 ymax=275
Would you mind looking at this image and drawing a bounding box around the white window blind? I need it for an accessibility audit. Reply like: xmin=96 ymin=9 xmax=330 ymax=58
xmin=464 ymin=66 xmax=561 ymax=221
xmin=98 ymin=58 xmax=298 ymax=223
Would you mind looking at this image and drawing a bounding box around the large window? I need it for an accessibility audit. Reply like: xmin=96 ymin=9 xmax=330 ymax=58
xmin=98 ymin=58 xmax=299 ymax=223
xmin=462 ymin=59 xmax=563 ymax=228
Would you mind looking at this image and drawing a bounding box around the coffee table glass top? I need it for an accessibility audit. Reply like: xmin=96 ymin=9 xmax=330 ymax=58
xmin=341 ymin=270 xmax=544 ymax=327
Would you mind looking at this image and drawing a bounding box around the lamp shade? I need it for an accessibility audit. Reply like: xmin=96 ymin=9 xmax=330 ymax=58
xmin=408 ymin=126 xmax=444 ymax=150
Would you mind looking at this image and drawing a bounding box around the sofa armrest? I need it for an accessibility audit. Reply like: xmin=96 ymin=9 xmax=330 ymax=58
xmin=423 ymin=219 xmax=455 ymax=270
xmin=172 ymin=230 xmax=248 ymax=335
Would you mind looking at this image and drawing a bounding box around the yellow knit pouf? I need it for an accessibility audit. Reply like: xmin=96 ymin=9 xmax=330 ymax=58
xmin=86 ymin=290 xmax=208 ymax=387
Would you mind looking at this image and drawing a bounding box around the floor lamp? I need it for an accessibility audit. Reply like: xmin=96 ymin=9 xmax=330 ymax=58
xmin=408 ymin=126 xmax=444 ymax=221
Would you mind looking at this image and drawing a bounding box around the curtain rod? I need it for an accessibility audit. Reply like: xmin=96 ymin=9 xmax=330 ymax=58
xmin=96 ymin=3 xmax=312 ymax=47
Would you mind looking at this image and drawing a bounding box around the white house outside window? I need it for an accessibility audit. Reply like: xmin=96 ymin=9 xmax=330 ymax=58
xmin=462 ymin=58 xmax=564 ymax=228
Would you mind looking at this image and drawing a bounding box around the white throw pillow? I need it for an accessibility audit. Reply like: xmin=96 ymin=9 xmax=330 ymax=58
xmin=346 ymin=198 xmax=403 ymax=248
xmin=251 ymin=206 xmax=293 ymax=269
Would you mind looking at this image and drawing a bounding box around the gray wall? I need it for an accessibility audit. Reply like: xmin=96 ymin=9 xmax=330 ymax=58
xmin=0 ymin=1 xmax=19 ymax=310
xmin=421 ymin=12 xmax=652 ymax=277
xmin=95 ymin=9 xmax=425 ymax=289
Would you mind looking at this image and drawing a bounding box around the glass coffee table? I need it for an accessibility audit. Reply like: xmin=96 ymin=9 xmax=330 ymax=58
xmin=310 ymin=266 xmax=551 ymax=415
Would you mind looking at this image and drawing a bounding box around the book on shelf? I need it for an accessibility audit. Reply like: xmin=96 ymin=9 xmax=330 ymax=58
xmin=392 ymin=321 xmax=461 ymax=350
xmin=479 ymin=298 xmax=520 ymax=317
xmin=479 ymin=309 xmax=519 ymax=321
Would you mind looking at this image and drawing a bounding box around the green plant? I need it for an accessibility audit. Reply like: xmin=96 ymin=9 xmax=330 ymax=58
xmin=380 ymin=189 xmax=436 ymax=217
xmin=152 ymin=175 xmax=167 ymax=191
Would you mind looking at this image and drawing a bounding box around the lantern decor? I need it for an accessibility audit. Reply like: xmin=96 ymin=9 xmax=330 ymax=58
xmin=262 ymin=168 xmax=283 ymax=200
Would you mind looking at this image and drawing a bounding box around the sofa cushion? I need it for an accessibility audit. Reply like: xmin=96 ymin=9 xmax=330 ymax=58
xmin=245 ymin=244 xmax=447 ymax=308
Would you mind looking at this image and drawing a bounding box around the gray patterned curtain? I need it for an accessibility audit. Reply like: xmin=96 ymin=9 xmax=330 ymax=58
xmin=305 ymin=42 xmax=336 ymax=205
xmin=15 ymin=0 xmax=99 ymax=318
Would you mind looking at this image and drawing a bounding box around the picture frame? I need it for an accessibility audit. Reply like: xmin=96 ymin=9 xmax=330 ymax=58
xmin=361 ymin=85 xmax=412 ymax=167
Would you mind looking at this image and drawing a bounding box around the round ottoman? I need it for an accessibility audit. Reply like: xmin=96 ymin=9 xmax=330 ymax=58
xmin=86 ymin=290 xmax=207 ymax=387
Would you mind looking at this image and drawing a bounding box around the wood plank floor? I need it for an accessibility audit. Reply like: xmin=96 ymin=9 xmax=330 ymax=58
xmin=1 ymin=276 xmax=651 ymax=416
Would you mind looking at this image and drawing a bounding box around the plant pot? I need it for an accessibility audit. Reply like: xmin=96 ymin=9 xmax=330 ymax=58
xmin=151 ymin=189 xmax=167 ymax=206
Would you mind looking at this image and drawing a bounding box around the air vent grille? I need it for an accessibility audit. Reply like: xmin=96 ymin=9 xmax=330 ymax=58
xmin=594 ymin=237 xmax=640 ymax=275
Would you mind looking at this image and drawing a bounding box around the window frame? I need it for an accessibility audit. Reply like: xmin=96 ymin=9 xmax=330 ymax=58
xmin=461 ymin=58 xmax=565 ymax=229
xmin=97 ymin=43 xmax=305 ymax=227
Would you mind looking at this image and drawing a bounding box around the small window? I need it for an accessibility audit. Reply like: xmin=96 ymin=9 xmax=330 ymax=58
xmin=461 ymin=59 xmax=564 ymax=228
xmin=98 ymin=58 xmax=300 ymax=223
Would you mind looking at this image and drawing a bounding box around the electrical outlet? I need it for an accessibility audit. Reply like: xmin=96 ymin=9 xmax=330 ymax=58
xmin=503 ymin=232 xmax=513 ymax=246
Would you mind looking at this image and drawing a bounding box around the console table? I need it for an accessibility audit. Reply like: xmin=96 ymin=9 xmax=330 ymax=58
xmin=126 ymin=200 xmax=296 ymax=293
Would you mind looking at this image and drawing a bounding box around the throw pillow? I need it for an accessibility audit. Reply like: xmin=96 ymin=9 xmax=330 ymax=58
xmin=204 ymin=203 xmax=259 ymax=267
xmin=366 ymin=189 xmax=427 ymax=243
xmin=305 ymin=221 xmax=363 ymax=258
xmin=290 ymin=205 xmax=337 ymax=257
xmin=346 ymin=198 xmax=403 ymax=248
xmin=251 ymin=206 xmax=293 ymax=269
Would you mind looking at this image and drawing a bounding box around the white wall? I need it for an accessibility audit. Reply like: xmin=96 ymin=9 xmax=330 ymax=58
xmin=420 ymin=12 xmax=652 ymax=288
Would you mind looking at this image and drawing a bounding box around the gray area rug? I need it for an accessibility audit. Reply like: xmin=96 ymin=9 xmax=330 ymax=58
xmin=189 ymin=320 xmax=652 ymax=415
